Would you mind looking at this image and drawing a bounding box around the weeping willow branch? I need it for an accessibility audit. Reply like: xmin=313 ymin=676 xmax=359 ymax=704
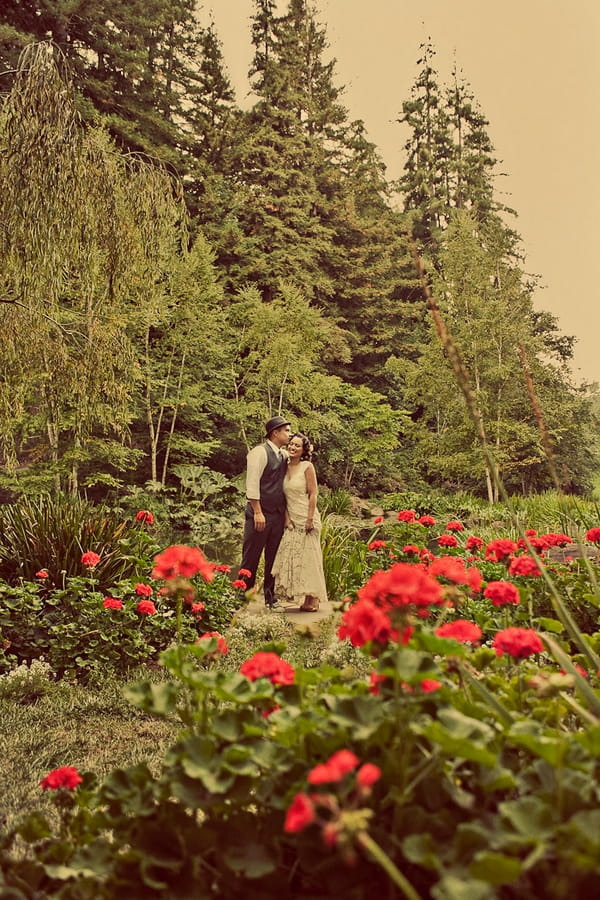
xmin=406 ymin=232 xmax=501 ymax=500
xmin=0 ymin=296 xmax=86 ymax=338
xmin=517 ymin=343 xmax=563 ymax=492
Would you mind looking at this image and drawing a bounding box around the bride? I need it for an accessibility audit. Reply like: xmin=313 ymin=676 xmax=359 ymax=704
xmin=271 ymin=433 xmax=328 ymax=612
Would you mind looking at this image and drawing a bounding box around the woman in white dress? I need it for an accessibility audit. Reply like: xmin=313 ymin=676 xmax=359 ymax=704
xmin=272 ymin=433 xmax=328 ymax=611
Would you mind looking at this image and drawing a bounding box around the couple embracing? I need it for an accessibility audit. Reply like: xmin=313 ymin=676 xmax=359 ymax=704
xmin=239 ymin=415 xmax=328 ymax=612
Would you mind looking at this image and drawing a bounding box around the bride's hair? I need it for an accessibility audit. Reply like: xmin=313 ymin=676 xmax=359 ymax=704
xmin=290 ymin=433 xmax=312 ymax=461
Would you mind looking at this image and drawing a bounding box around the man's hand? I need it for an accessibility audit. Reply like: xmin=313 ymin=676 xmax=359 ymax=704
xmin=254 ymin=511 xmax=266 ymax=532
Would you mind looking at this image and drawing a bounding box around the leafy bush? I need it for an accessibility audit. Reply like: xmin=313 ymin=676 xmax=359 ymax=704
xmin=0 ymin=570 xmax=245 ymax=681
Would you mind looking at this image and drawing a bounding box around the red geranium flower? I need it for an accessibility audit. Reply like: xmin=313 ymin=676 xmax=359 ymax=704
xmin=517 ymin=536 xmax=549 ymax=553
xmin=81 ymin=551 xmax=101 ymax=568
xmin=402 ymin=544 xmax=420 ymax=555
xmin=419 ymin=679 xmax=442 ymax=693
xmin=35 ymin=569 xmax=49 ymax=578
xmin=358 ymin=562 xmax=444 ymax=612
xmin=191 ymin=601 xmax=205 ymax=615
xmin=308 ymin=749 xmax=360 ymax=785
xmin=135 ymin=509 xmax=155 ymax=525
xmin=418 ymin=514 xmax=436 ymax=526
xmin=428 ymin=557 xmax=482 ymax=592
xmin=492 ymin=627 xmax=544 ymax=660
xmin=152 ymin=545 xmax=214 ymax=582
xmin=284 ymin=792 xmax=316 ymax=833
xmin=397 ymin=509 xmax=417 ymax=523
xmin=232 ymin=579 xmax=247 ymax=590
xmin=136 ymin=599 xmax=156 ymax=615
xmin=541 ymin=532 xmax=573 ymax=547
xmin=214 ymin=563 xmax=232 ymax=574
xmin=437 ymin=534 xmax=458 ymax=549
xmin=368 ymin=540 xmax=387 ymax=551
xmin=465 ymin=535 xmax=484 ymax=551
xmin=586 ymin=527 xmax=600 ymax=544
xmin=103 ymin=597 xmax=123 ymax=610
xmin=435 ymin=619 xmax=482 ymax=643
xmin=356 ymin=762 xmax=382 ymax=788
xmin=40 ymin=766 xmax=82 ymax=791
xmin=197 ymin=631 xmax=228 ymax=654
xmin=240 ymin=651 xmax=295 ymax=685
xmin=508 ymin=555 xmax=543 ymax=578
xmin=446 ymin=520 xmax=464 ymax=532
xmin=483 ymin=581 xmax=520 ymax=607
xmin=373 ymin=515 xmax=384 ymax=524
xmin=485 ymin=539 xmax=518 ymax=562
xmin=135 ymin=583 xmax=153 ymax=596
xmin=238 ymin=568 xmax=252 ymax=578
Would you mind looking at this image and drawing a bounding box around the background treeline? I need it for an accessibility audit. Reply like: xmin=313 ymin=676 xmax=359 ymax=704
xmin=0 ymin=0 xmax=597 ymax=505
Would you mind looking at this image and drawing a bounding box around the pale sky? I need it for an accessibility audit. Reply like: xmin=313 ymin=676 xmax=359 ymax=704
xmin=204 ymin=0 xmax=600 ymax=386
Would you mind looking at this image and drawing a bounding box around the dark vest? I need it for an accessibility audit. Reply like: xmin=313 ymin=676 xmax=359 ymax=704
xmin=259 ymin=443 xmax=286 ymax=513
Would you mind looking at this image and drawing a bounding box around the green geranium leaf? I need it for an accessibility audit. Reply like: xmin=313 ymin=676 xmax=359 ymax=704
xmin=499 ymin=796 xmax=555 ymax=839
xmin=470 ymin=851 xmax=522 ymax=884
xmin=534 ymin=617 xmax=564 ymax=633
xmin=223 ymin=842 xmax=275 ymax=878
xmin=432 ymin=875 xmax=495 ymax=900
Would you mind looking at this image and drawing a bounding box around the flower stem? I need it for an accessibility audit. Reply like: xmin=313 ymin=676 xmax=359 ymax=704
xmin=357 ymin=832 xmax=422 ymax=900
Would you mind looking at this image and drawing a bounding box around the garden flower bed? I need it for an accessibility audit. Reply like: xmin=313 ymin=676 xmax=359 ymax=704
xmin=1 ymin=508 xmax=599 ymax=898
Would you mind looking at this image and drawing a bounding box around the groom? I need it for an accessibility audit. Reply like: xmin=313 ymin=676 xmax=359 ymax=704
xmin=239 ymin=415 xmax=291 ymax=608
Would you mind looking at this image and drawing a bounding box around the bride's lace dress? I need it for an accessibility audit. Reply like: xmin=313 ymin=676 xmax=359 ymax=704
xmin=272 ymin=461 xmax=328 ymax=605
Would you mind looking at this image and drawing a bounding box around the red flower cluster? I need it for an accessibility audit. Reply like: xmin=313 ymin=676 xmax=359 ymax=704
xmin=541 ymin=532 xmax=573 ymax=547
xmin=197 ymin=631 xmax=228 ymax=654
xmin=284 ymin=792 xmax=317 ymax=832
xmin=214 ymin=563 xmax=232 ymax=574
xmin=418 ymin=515 xmax=436 ymax=526
xmin=240 ymin=651 xmax=295 ymax=685
xmin=368 ymin=539 xmax=387 ymax=551
xmin=338 ymin=599 xmax=403 ymax=648
xmin=308 ymin=749 xmax=360 ymax=784
xmin=492 ymin=627 xmax=544 ymax=660
xmin=508 ymin=555 xmax=543 ymax=578
xmin=152 ymin=545 xmax=214 ymax=582
xmin=35 ymin=569 xmax=49 ymax=578
xmin=135 ymin=583 xmax=153 ymax=596
xmin=485 ymin=538 xmax=517 ymax=562
xmin=40 ymin=766 xmax=82 ymax=791
xmin=135 ymin=509 xmax=155 ymax=525
xmin=428 ymin=557 xmax=482 ymax=593
xmin=397 ymin=509 xmax=417 ymax=523
xmin=517 ymin=535 xmax=549 ymax=553
xmin=284 ymin=752 xmax=382 ymax=837
xmin=81 ymin=551 xmax=101 ymax=568
xmin=373 ymin=515 xmax=384 ymax=524
xmin=136 ymin=599 xmax=156 ymax=615
xmin=435 ymin=619 xmax=482 ymax=644
xmin=402 ymin=544 xmax=420 ymax=555
xmin=238 ymin=567 xmax=252 ymax=578
xmin=465 ymin=535 xmax=484 ymax=551
xmin=483 ymin=581 xmax=520 ymax=607
xmin=446 ymin=520 xmax=464 ymax=532
xmin=103 ymin=597 xmax=123 ymax=610
xmin=232 ymin=579 xmax=247 ymax=590
xmin=437 ymin=534 xmax=458 ymax=549
xmin=586 ymin=526 xmax=600 ymax=544
xmin=358 ymin=562 xmax=444 ymax=612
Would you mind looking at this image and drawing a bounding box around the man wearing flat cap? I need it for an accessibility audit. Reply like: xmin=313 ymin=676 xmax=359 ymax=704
xmin=239 ymin=415 xmax=292 ymax=607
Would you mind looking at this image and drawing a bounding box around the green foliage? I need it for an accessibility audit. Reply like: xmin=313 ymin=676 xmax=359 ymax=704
xmin=321 ymin=516 xmax=371 ymax=603
xmin=0 ymin=492 xmax=158 ymax=587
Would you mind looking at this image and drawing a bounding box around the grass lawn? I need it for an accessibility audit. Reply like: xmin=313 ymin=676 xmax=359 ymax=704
xmin=0 ymin=671 xmax=179 ymax=833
